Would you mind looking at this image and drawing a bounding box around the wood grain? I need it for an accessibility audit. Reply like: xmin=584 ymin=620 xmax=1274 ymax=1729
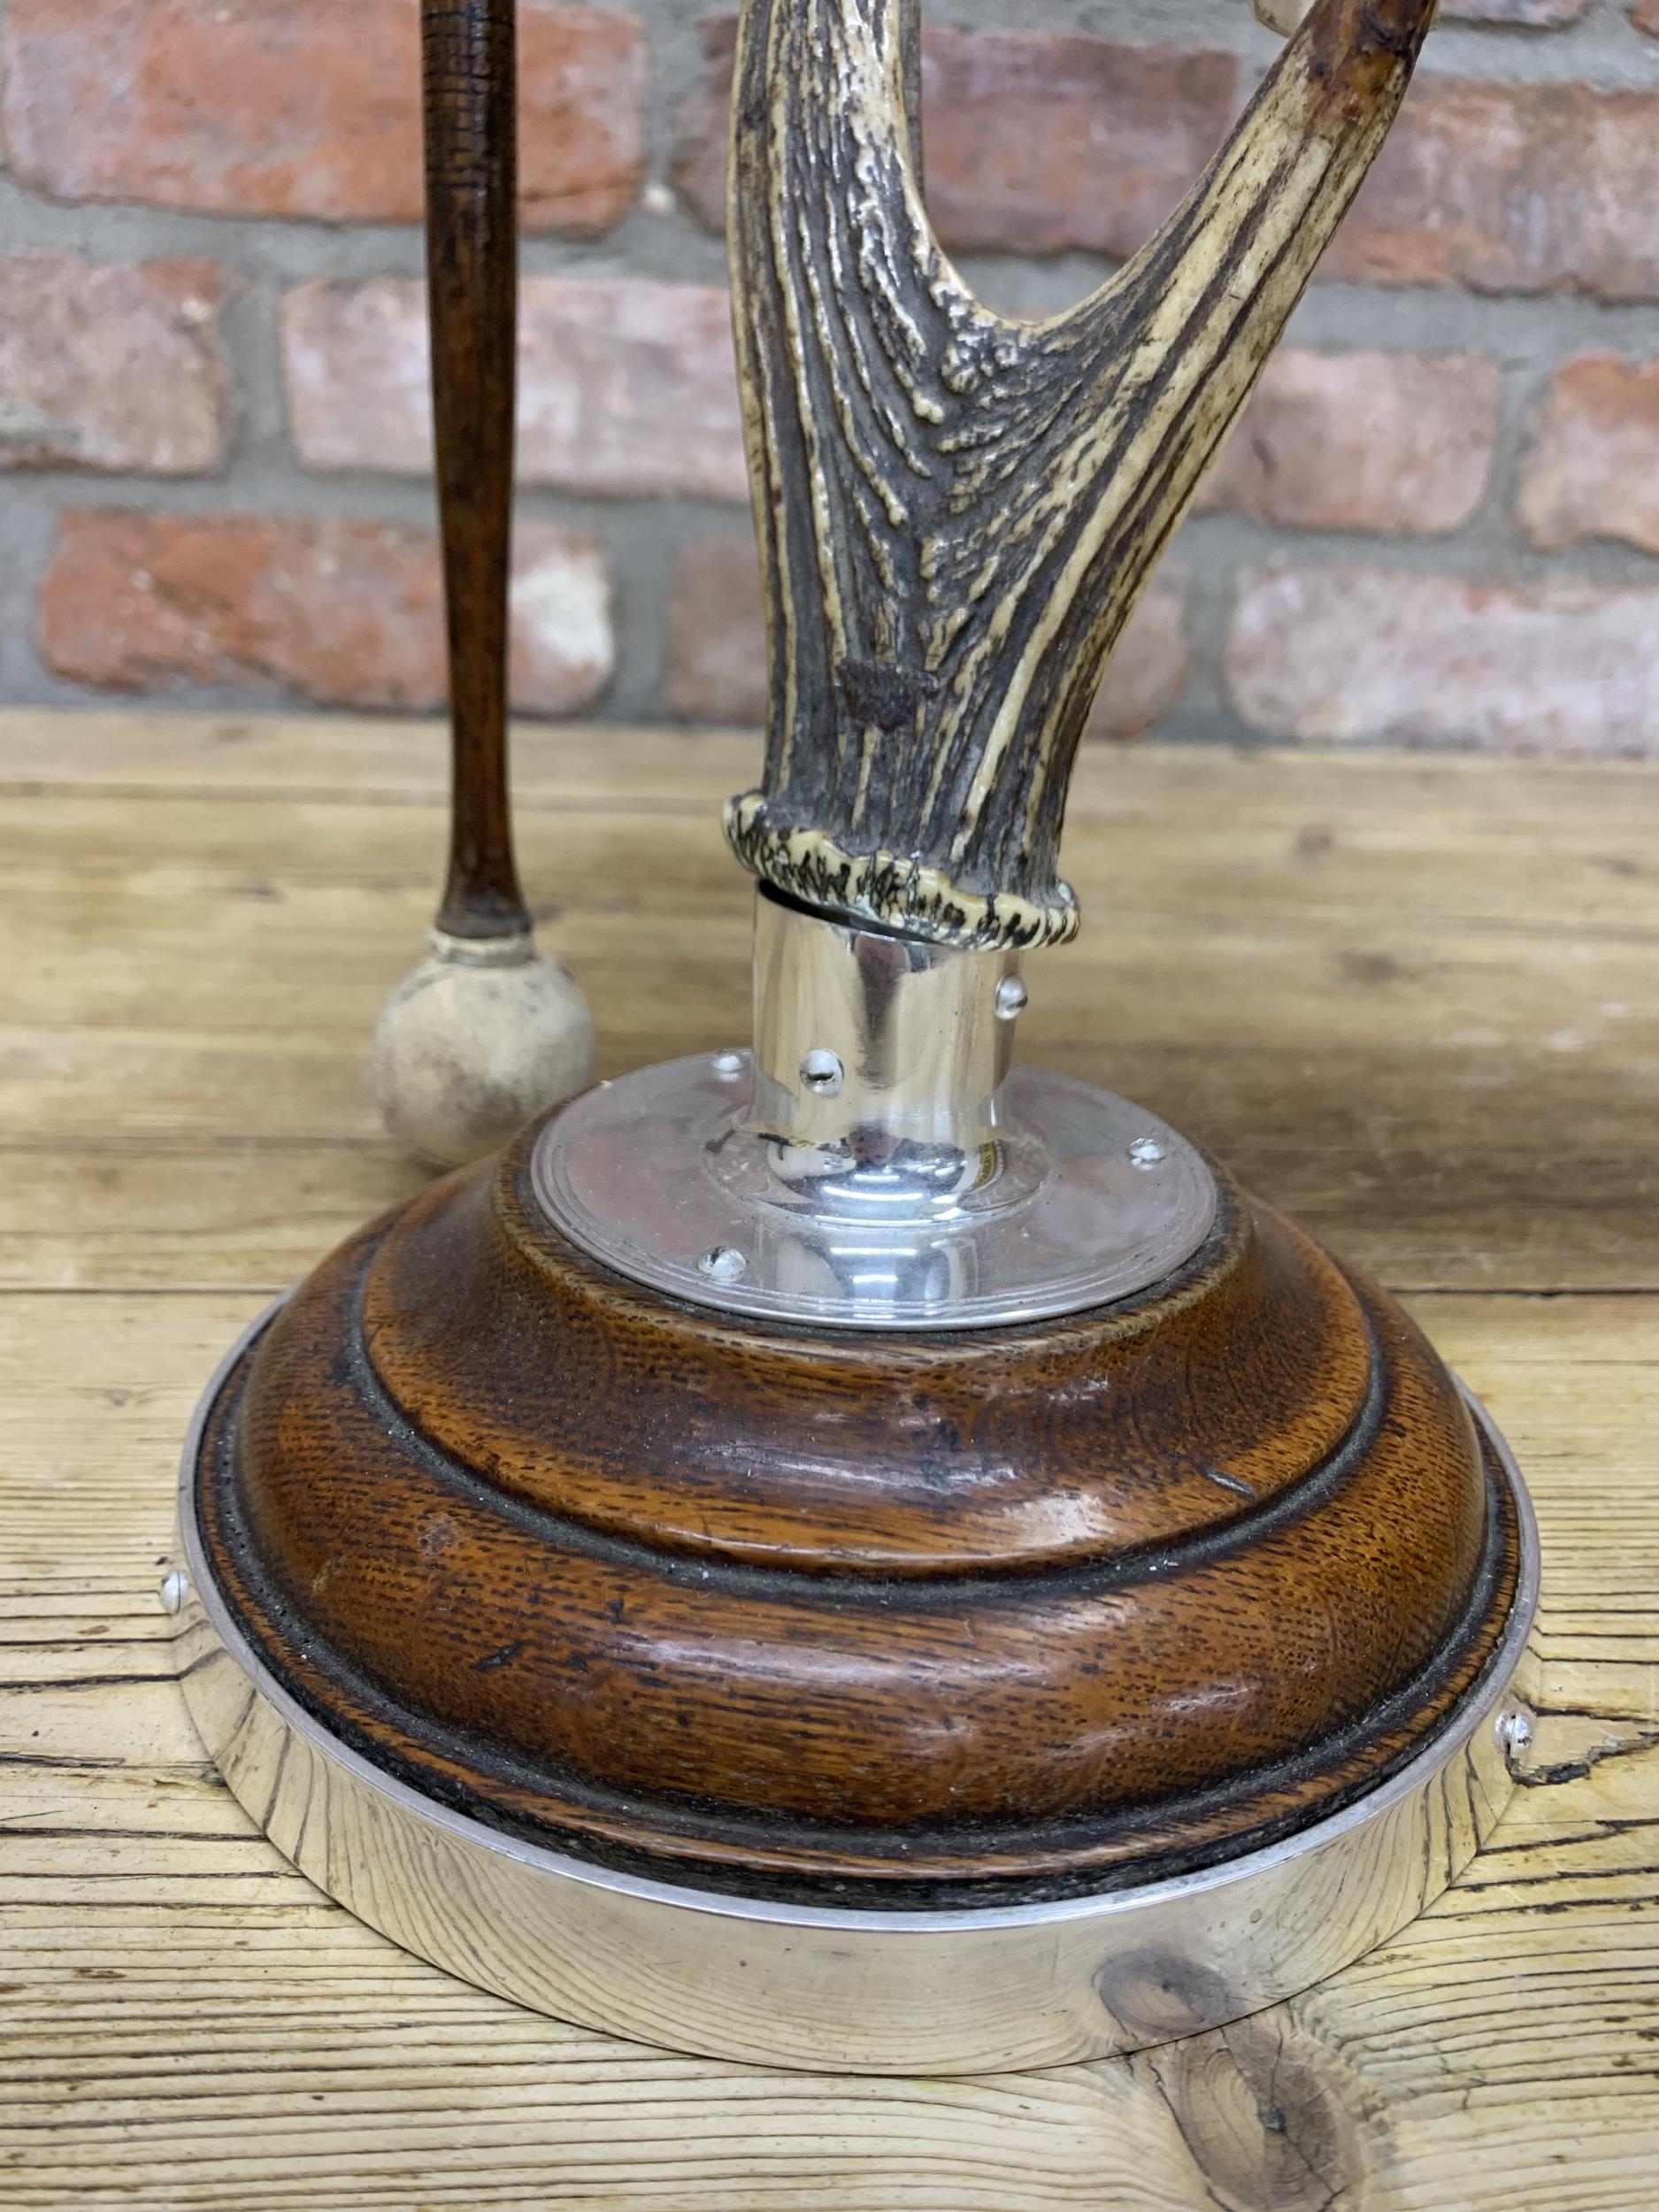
xmin=0 ymin=710 xmax=1650 ymax=1296
xmin=1 ymin=707 xmax=1656 ymax=2202
xmin=2 ymin=1293 xmax=1655 ymax=2206
xmin=421 ymin=0 xmax=529 ymax=940
xmin=195 ymin=1150 xmax=1514 ymax=1896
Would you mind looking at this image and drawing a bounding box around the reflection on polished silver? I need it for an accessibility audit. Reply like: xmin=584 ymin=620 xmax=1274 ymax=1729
xmin=1499 ymin=1709 xmax=1535 ymax=1768
xmin=799 ymin=1046 xmax=844 ymax=1095
xmin=698 ymin=1245 xmax=747 ymax=1285
xmin=532 ymin=889 xmax=1218 ymax=1329
xmin=175 ymin=1304 xmax=1539 ymax=2077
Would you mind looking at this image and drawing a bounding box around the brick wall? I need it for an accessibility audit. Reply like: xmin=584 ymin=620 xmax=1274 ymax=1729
xmin=5 ymin=0 xmax=1659 ymax=753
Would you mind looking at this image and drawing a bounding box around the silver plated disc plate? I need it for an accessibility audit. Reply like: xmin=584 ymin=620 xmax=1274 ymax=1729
xmin=530 ymin=1056 xmax=1217 ymax=1331
xmin=172 ymin=1302 xmax=1539 ymax=2076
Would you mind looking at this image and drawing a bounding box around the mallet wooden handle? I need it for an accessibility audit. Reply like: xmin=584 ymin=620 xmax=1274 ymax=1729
xmin=726 ymin=0 xmax=1436 ymax=951
xmin=422 ymin=0 xmax=529 ymax=941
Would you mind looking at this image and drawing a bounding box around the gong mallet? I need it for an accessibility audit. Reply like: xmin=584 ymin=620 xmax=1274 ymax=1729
xmin=370 ymin=0 xmax=593 ymax=1169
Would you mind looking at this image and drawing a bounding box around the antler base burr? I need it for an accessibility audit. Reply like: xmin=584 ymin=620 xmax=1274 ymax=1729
xmin=171 ymin=0 xmax=1539 ymax=2071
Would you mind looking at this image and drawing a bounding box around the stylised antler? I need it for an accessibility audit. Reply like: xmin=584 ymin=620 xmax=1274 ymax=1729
xmin=726 ymin=0 xmax=1437 ymax=949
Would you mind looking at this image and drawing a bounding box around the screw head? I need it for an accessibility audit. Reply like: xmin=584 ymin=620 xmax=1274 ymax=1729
xmin=710 ymin=1049 xmax=745 ymax=1079
xmin=1128 ymin=1136 xmax=1167 ymax=1171
xmin=158 ymin=1568 xmax=189 ymax=1616
xmin=1498 ymin=1709 xmax=1533 ymax=1760
xmin=995 ymin=977 xmax=1028 ymax=1022
xmin=699 ymin=1245 xmax=748 ymax=1284
xmin=800 ymin=1048 xmax=844 ymax=1097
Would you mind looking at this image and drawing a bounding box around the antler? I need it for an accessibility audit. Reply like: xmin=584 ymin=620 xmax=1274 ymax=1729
xmin=726 ymin=0 xmax=1437 ymax=950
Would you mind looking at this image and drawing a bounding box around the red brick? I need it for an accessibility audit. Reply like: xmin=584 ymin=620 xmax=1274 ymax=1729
xmin=668 ymin=16 xmax=737 ymax=233
xmin=1328 ymin=79 xmax=1659 ymax=301
xmin=1441 ymin=0 xmax=1590 ymax=18
xmin=663 ymin=534 xmax=1188 ymax=736
xmin=1262 ymin=0 xmax=1587 ymax=25
xmin=0 ymin=254 xmax=227 ymax=474
xmin=1262 ymin=1 xmax=1587 ymax=31
xmin=925 ymin=31 xmax=1237 ymax=259
xmin=1226 ymin=568 xmax=1659 ymax=756
xmin=677 ymin=30 xmax=1659 ymax=301
xmin=1085 ymin=578 xmax=1192 ymax=741
xmin=284 ymin=278 xmax=747 ymax=503
xmin=664 ymin=537 xmax=767 ymax=726
xmin=1518 ymin=357 xmax=1659 ymax=555
xmin=1201 ymin=349 xmax=1500 ymax=536
xmin=0 ymin=0 xmax=645 ymax=234
xmin=39 ymin=511 xmax=612 ymax=714
xmin=672 ymin=19 xmax=1239 ymax=257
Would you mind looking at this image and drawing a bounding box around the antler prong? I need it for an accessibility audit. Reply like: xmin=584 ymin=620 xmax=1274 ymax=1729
xmin=727 ymin=0 xmax=1437 ymax=950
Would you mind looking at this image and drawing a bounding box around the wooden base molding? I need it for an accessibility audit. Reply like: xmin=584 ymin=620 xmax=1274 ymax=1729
xmin=183 ymin=1109 xmax=1529 ymax=1916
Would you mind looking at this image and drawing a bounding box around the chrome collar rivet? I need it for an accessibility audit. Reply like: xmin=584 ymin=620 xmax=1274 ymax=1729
xmin=1129 ymin=1136 xmax=1168 ymax=1171
xmin=158 ymin=1567 xmax=190 ymax=1615
xmin=995 ymin=977 xmax=1028 ymax=1021
xmin=711 ymin=1049 xmax=746 ymax=1079
xmin=800 ymin=1048 xmax=844 ymax=1097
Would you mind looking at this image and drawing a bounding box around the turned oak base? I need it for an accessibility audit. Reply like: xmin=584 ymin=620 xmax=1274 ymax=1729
xmin=174 ymin=1101 xmax=1537 ymax=2064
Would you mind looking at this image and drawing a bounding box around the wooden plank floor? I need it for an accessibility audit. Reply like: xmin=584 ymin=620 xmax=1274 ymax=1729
xmin=1 ymin=705 xmax=1655 ymax=2209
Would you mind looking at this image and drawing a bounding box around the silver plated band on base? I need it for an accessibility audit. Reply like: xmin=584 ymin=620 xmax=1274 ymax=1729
xmin=171 ymin=1303 xmax=1539 ymax=2078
